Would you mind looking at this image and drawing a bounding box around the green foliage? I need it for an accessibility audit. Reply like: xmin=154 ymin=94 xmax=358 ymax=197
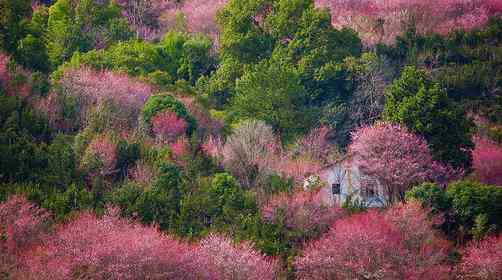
xmin=42 ymin=184 xmax=95 ymax=220
xmin=0 ymin=0 xmax=31 ymax=54
xmin=384 ymin=66 xmax=474 ymax=169
xmin=46 ymin=0 xmax=133 ymax=69
xmin=14 ymin=6 xmax=49 ymax=72
xmin=62 ymin=31 xmax=215 ymax=86
xmin=110 ymin=162 xmax=184 ymax=230
xmin=230 ymin=61 xmax=314 ymax=139
xmin=407 ymin=181 xmax=502 ymax=241
xmin=43 ymin=134 xmax=80 ymax=189
xmin=0 ymin=93 xmax=51 ymax=183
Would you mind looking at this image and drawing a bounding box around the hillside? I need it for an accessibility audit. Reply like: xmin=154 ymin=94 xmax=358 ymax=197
xmin=1 ymin=0 xmax=502 ymax=279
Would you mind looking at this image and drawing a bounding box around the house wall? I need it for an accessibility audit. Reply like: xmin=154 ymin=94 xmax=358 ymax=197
xmin=317 ymin=162 xmax=387 ymax=207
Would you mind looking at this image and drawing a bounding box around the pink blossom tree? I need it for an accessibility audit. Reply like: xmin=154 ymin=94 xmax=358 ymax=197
xmin=28 ymin=207 xmax=217 ymax=280
xmin=459 ymin=234 xmax=502 ymax=280
xmin=199 ymin=234 xmax=279 ymax=280
xmin=472 ymin=136 xmax=502 ymax=186
xmin=151 ymin=110 xmax=188 ymax=143
xmin=349 ymin=122 xmax=460 ymax=203
xmin=295 ymin=202 xmax=450 ymax=280
xmin=317 ymin=0 xmax=502 ymax=45
xmin=0 ymin=196 xmax=51 ymax=279
xmin=0 ymin=196 xmax=50 ymax=253
xmin=180 ymin=0 xmax=227 ymax=41
xmin=262 ymin=190 xmax=344 ymax=243
xmin=58 ymin=67 xmax=154 ymax=131
xmin=293 ymin=126 xmax=335 ymax=165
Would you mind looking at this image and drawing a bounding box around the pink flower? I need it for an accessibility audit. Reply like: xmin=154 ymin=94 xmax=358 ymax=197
xmin=460 ymin=234 xmax=502 ymax=279
xmin=473 ymin=136 xmax=502 ymax=186
xmin=199 ymin=234 xmax=279 ymax=280
xmin=27 ymin=207 xmax=218 ymax=280
xmin=349 ymin=122 xmax=460 ymax=203
xmin=295 ymin=202 xmax=450 ymax=280
xmin=82 ymin=134 xmax=117 ymax=176
xmin=151 ymin=111 xmax=188 ymax=142
xmin=262 ymin=190 xmax=344 ymax=243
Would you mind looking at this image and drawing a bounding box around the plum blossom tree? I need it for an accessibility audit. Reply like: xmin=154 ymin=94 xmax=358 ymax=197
xmin=58 ymin=67 xmax=154 ymax=131
xmin=295 ymin=202 xmax=450 ymax=280
xmin=316 ymin=0 xmax=502 ymax=45
xmin=199 ymin=234 xmax=279 ymax=280
xmin=181 ymin=0 xmax=227 ymax=41
xmin=117 ymin=0 xmax=173 ymax=41
xmin=472 ymin=136 xmax=502 ymax=186
xmin=460 ymin=234 xmax=502 ymax=280
xmin=349 ymin=122 xmax=460 ymax=203
xmin=28 ymin=207 xmax=217 ymax=280
xmin=0 ymin=195 xmax=50 ymax=253
xmin=151 ymin=110 xmax=188 ymax=143
xmin=0 ymin=196 xmax=50 ymax=279
xmin=262 ymin=190 xmax=344 ymax=243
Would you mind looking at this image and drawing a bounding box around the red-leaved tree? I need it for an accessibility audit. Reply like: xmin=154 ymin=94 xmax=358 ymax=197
xmin=199 ymin=234 xmax=279 ymax=280
xmin=459 ymin=234 xmax=502 ymax=280
xmin=473 ymin=136 xmax=502 ymax=186
xmin=295 ymin=201 xmax=451 ymax=280
xmin=349 ymin=122 xmax=460 ymax=203
xmin=27 ymin=207 xmax=217 ymax=280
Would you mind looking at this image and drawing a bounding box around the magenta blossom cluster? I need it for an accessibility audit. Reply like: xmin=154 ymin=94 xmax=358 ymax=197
xmin=460 ymin=234 xmax=502 ymax=279
xmin=295 ymin=201 xmax=450 ymax=280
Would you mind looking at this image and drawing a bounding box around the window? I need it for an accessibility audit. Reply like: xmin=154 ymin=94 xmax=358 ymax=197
xmin=332 ymin=183 xmax=340 ymax=195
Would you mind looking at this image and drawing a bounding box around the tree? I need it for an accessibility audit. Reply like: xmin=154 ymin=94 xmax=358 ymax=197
xmin=383 ymin=66 xmax=474 ymax=169
xmin=261 ymin=189 xmax=344 ymax=243
xmin=472 ymin=136 xmax=502 ymax=186
xmin=57 ymin=67 xmax=153 ymax=131
xmin=459 ymin=235 xmax=502 ymax=280
xmin=222 ymin=119 xmax=279 ymax=187
xmin=46 ymin=0 xmax=132 ymax=68
xmin=231 ymin=61 xmax=313 ymax=139
xmin=80 ymin=133 xmax=117 ymax=177
xmin=142 ymin=93 xmax=196 ymax=133
xmin=151 ymin=111 xmax=188 ymax=143
xmin=317 ymin=0 xmax=502 ymax=45
xmin=27 ymin=208 xmax=218 ymax=280
xmin=199 ymin=234 xmax=279 ymax=280
xmin=295 ymin=202 xmax=450 ymax=280
xmin=0 ymin=0 xmax=31 ymax=54
xmin=349 ymin=122 xmax=458 ymax=203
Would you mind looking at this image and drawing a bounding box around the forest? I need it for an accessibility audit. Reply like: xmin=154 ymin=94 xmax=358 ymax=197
xmin=1 ymin=0 xmax=502 ymax=279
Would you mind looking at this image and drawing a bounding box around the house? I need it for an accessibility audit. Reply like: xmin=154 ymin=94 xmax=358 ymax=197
xmin=304 ymin=158 xmax=387 ymax=208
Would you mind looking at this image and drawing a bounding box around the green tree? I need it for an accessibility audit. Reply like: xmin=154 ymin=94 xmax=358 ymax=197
xmin=46 ymin=0 xmax=132 ymax=69
xmin=0 ymin=0 xmax=31 ymax=54
xmin=231 ymin=61 xmax=314 ymax=139
xmin=384 ymin=66 xmax=474 ymax=169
